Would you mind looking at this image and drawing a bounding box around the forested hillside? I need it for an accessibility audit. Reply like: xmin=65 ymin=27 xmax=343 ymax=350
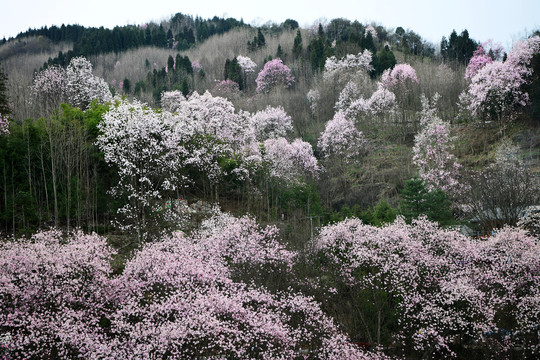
xmin=0 ymin=12 xmax=539 ymax=360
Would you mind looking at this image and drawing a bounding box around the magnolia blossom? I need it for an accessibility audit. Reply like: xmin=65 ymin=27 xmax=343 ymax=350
xmin=307 ymin=89 xmax=321 ymax=115
xmin=318 ymin=111 xmax=366 ymax=159
xmin=380 ymin=63 xmax=419 ymax=89
xmin=262 ymin=137 xmax=320 ymax=184
xmin=30 ymin=65 xmax=68 ymax=110
xmin=314 ymin=217 xmax=540 ymax=358
xmin=160 ymin=90 xmax=186 ymax=112
xmin=413 ymin=94 xmax=462 ymax=195
xmin=465 ymin=44 xmax=494 ymax=79
xmin=335 ymin=81 xmax=360 ymax=112
xmin=464 ymin=36 xmax=540 ymax=120
xmin=251 ymin=105 xmax=293 ymax=141
xmin=66 ymin=57 xmax=112 ymax=109
xmin=236 ymin=55 xmax=257 ymax=73
xmin=96 ymin=99 xmax=188 ymax=240
xmin=324 ymin=50 xmax=374 ymax=80
xmin=255 ymin=58 xmax=295 ymax=93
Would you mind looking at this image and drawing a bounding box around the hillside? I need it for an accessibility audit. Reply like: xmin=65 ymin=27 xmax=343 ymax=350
xmin=0 ymin=14 xmax=539 ymax=359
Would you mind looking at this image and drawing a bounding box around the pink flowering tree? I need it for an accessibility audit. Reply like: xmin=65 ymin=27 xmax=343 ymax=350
xmin=380 ymin=63 xmax=419 ymax=132
xmin=251 ymin=105 xmax=293 ymax=141
xmin=318 ymin=111 xmax=367 ymax=160
xmin=463 ymin=36 xmax=540 ymax=123
xmin=0 ymin=224 xmax=391 ymax=359
xmin=255 ymin=58 xmax=295 ymax=93
xmin=413 ymin=94 xmax=462 ymax=196
xmin=313 ymin=217 xmax=540 ymax=358
xmin=465 ymin=44 xmax=494 ymax=79
xmin=0 ymin=230 xmax=117 ymax=359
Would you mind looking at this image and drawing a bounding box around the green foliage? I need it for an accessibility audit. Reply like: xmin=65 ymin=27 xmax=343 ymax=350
xmin=0 ymin=104 xmax=116 ymax=235
xmin=122 ymin=78 xmax=131 ymax=94
xmin=400 ymin=178 xmax=454 ymax=225
xmin=372 ymin=46 xmax=397 ymax=76
xmin=224 ymin=57 xmax=243 ymax=90
xmin=293 ymin=30 xmax=303 ymax=58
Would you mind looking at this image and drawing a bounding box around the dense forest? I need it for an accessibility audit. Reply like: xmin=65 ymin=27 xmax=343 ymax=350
xmin=0 ymin=11 xmax=539 ymax=360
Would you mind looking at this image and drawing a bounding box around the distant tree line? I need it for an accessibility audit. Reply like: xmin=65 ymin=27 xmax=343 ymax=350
xmin=7 ymin=13 xmax=245 ymax=69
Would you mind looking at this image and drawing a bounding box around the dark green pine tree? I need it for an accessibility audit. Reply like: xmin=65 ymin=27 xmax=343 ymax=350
xmin=293 ymin=29 xmax=303 ymax=58
xmin=224 ymin=57 xmax=243 ymax=90
xmin=122 ymin=78 xmax=131 ymax=94
xmin=167 ymin=55 xmax=175 ymax=72
xmin=256 ymin=28 xmax=266 ymax=47
xmin=400 ymin=178 xmax=453 ymax=224
xmin=276 ymin=44 xmax=284 ymax=58
xmin=0 ymin=63 xmax=10 ymax=116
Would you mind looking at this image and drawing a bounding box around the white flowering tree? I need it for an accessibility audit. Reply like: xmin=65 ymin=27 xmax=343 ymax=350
xmin=96 ymin=99 xmax=187 ymax=242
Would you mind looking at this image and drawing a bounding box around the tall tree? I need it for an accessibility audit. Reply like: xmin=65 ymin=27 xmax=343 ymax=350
xmin=0 ymin=62 xmax=9 ymax=117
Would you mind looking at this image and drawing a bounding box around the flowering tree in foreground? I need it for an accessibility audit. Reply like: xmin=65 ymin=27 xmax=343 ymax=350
xmin=0 ymin=230 xmax=117 ymax=359
xmin=314 ymin=217 xmax=540 ymax=359
xmin=255 ymin=58 xmax=295 ymax=93
xmin=0 ymin=220 xmax=389 ymax=359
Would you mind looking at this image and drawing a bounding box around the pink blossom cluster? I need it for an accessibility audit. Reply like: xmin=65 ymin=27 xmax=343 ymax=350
xmin=255 ymin=58 xmax=295 ymax=93
xmin=380 ymin=63 xmax=419 ymax=89
xmin=0 ymin=224 xmax=387 ymax=359
xmin=413 ymin=94 xmax=462 ymax=195
xmin=262 ymin=137 xmax=320 ymax=184
xmin=465 ymin=45 xmax=494 ymax=79
xmin=464 ymin=36 xmax=540 ymax=119
xmin=314 ymin=217 xmax=540 ymax=358
xmin=318 ymin=111 xmax=367 ymax=159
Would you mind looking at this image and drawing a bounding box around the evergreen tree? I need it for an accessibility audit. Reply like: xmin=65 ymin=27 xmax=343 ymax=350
xmin=400 ymin=178 xmax=453 ymax=224
xmin=167 ymin=55 xmax=175 ymax=72
xmin=293 ymin=29 xmax=303 ymax=58
xmin=123 ymin=78 xmax=131 ymax=94
xmin=224 ymin=57 xmax=243 ymax=90
xmin=256 ymin=28 xmax=266 ymax=47
xmin=276 ymin=44 xmax=284 ymax=58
